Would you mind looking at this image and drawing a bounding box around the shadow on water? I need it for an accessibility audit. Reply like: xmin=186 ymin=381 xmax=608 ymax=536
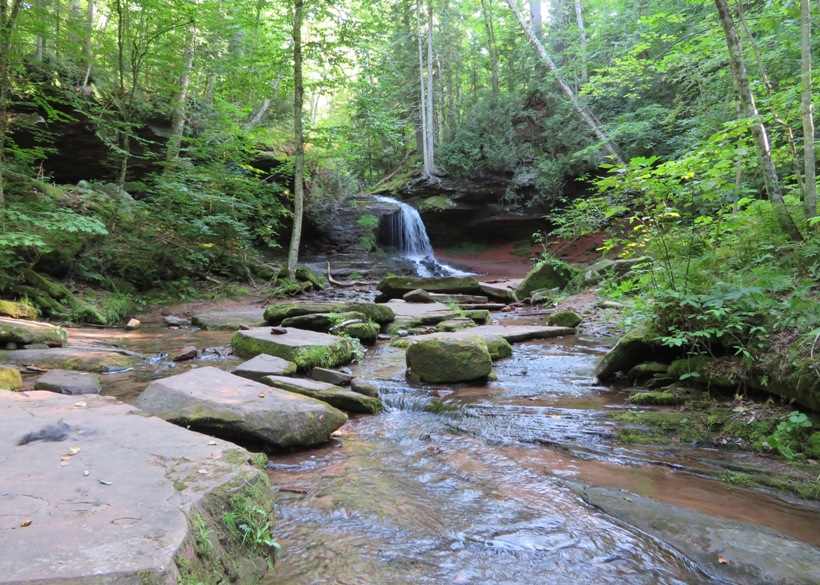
xmin=264 ymin=338 xmax=820 ymax=584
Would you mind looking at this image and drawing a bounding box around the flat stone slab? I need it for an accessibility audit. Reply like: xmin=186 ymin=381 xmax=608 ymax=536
xmin=232 ymin=327 xmax=355 ymax=370
xmin=311 ymin=367 xmax=353 ymax=386
xmin=263 ymin=375 xmax=382 ymax=414
xmin=191 ymin=307 xmax=267 ymax=330
xmin=34 ymin=369 xmax=101 ymax=395
xmin=234 ymin=353 xmax=298 ymax=382
xmin=0 ymin=391 xmax=272 ymax=584
xmin=585 ymin=486 xmax=820 ymax=585
xmin=415 ymin=324 xmax=576 ymax=344
xmin=0 ymin=347 xmax=142 ymax=373
xmin=135 ymin=366 xmax=347 ymax=449
xmin=385 ymin=299 xmax=461 ymax=322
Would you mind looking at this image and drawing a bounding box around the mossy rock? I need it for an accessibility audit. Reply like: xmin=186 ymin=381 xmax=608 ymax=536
xmin=377 ymin=275 xmax=483 ymax=300
xmin=232 ymin=327 xmax=356 ymax=370
xmin=0 ymin=367 xmax=22 ymax=390
xmin=264 ymin=301 xmax=395 ymax=325
xmin=463 ymin=309 xmax=491 ymax=324
xmin=337 ymin=321 xmax=380 ymax=345
xmin=435 ymin=318 xmax=476 ymax=332
xmin=628 ymin=391 xmax=683 ymax=406
xmin=0 ymin=300 xmax=37 ymax=320
xmin=627 ymin=362 xmax=670 ymax=382
xmin=668 ymin=356 xmax=742 ymax=391
xmin=23 ymin=270 xmax=71 ymax=300
xmin=485 ymin=336 xmax=513 ymax=360
xmin=0 ymin=317 xmax=68 ymax=347
xmin=294 ymin=265 xmax=328 ymax=290
xmin=594 ymin=325 xmax=676 ymax=382
xmin=749 ymin=353 xmax=820 ymax=413
xmin=516 ymin=261 xmax=578 ymax=299
xmin=418 ymin=195 xmax=454 ymax=212
xmin=405 ymin=336 xmax=492 ymax=383
xmin=547 ymin=310 xmax=583 ymax=328
xmin=281 ymin=311 xmax=368 ymax=332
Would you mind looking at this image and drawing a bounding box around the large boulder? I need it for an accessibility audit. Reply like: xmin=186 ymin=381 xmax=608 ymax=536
xmin=262 ymin=376 xmax=383 ymax=414
xmin=516 ymin=261 xmax=578 ymax=300
xmin=264 ymin=301 xmax=395 ymax=325
xmin=135 ymin=366 xmax=347 ymax=449
xmin=406 ymin=336 xmax=493 ymax=383
xmin=232 ymin=327 xmax=356 ymax=370
xmin=0 ymin=317 xmax=67 ymax=347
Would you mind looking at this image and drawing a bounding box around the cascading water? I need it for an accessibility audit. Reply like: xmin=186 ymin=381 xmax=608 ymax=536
xmin=374 ymin=195 xmax=470 ymax=277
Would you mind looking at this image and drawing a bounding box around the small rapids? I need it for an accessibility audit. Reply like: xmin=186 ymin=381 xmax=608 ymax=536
xmin=264 ymin=341 xmax=713 ymax=585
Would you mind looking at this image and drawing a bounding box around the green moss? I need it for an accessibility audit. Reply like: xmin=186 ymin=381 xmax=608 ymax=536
xmin=547 ymin=310 xmax=582 ymax=328
xmin=628 ymin=391 xmax=682 ymax=406
xmin=338 ymin=321 xmax=380 ymax=345
xmin=0 ymin=367 xmax=22 ymax=390
xmin=264 ymin=301 xmax=395 ymax=325
xmin=463 ymin=309 xmax=491 ymax=324
xmin=0 ymin=300 xmax=37 ymax=320
xmin=804 ymin=432 xmax=820 ymax=459
xmin=231 ymin=330 xmax=355 ymax=370
xmin=516 ymin=261 xmax=578 ymax=299
xmin=418 ymin=195 xmax=454 ymax=212
xmin=485 ymin=337 xmax=513 ymax=360
xmin=391 ymin=338 xmax=412 ymax=348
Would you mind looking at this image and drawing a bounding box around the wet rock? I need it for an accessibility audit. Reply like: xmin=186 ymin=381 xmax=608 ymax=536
xmin=4 ymin=342 xmax=17 ymax=350
xmin=0 ymin=300 xmax=37 ymax=320
xmin=234 ymin=354 xmax=298 ymax=382
xmin=335 ymin=321 xmax=380 ymax=345
xmin=462 ymin=309 xmax=491 ymax=324
xmin=377 ymin=275 xmax=483 ymax=300
xmin=232 ymin=327 xmax=356 ymax=371
xmin=584 ymin=486 xmax=820 ymax=585
xmin=23 ymin=343 xmax=50 ymax=350
xmin=311 ymin=367 xmax=354 ymax=386
xmin=282 ymin=311 xmax=368 ymax=332
xmin=403 ymin=289 xmax=436 ymax=303
xmin=0 ymin=367 xmax=22 ymax=390
xmin=124 ymin=318 xmax=141 ymax=330
xmin=350 ymin=378 xmax=380 ymax=398
xmin=406 ymin=336 xmax=493 ymax=383
xmin=626 ymin=362 xmax=670 ymax=382
xmin=172 ymin=346 xmax=198 ymax=362
xmin=0 ymin=348 xmax=141 ymax=373
xmin=547 ymin=310 xmax=582 ymax=328
xmin=135 ymin=366 xmax=347 ymax=449
xmin=0 ymin=317 xmax=67 ymax=347
xmin=594 ymin=326 xmax=676 ymax=382
xmin=262 ymin=375 xmax=382 ymax=414
xmin=163 ymin=315 xmax=191 ymax=327
xmin=34 ymin=369 xmax=102 ymax=395
xmin=436 ymin=318 xmax=477 ymax=332
xmin=516 ymin=261 xmax=577 ymax=299
xmin=191 ymin=307 xmax=266 ymax=330
xmin=1 ymin=390 xmax=274 ymax=584
xmin=264 ymin=301 xmax=395 ymax=326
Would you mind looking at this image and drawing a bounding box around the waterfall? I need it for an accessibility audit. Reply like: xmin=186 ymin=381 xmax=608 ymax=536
xmin=374 ymin=195 xmax=470 ymax=277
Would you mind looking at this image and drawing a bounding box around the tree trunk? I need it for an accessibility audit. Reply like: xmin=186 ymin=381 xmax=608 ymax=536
xmin=0 ymin=0 xmax=22 ymax=209
xmin=801 ymin=0 xmax=817 ymax=229
xmin=480 ymin=0 xmax=499 ymax=96
xmin=416 ymin=0 xmax=432 ymax=178
xmin=286 ymin=0 xmax=304 ymax=279
xmin=165 ymin=28 xmax=196 ymax=171
xmin=244 ymin=74 xmax=281 ymax=131
xmin=503 ymin=0 xmax=623 ymax=164
xmin=714 ymin=0 xmax=803 ymax=241
xmin=574 ymin=0 xmax=588 ymax=83
xmin=529 ymin=0 xmax=542 ymax=37
xmin=425 ymin=0 xmax=437 ymax=174
xmin=81 ymin=0 xmax=95 ymax=89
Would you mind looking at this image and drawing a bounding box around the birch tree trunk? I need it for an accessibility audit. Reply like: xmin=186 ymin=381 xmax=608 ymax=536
xmin=416 ymin=0 xmax=432 ymax=178
xmin=574 ymin=0 xmax=588 ymax=84
xmin=81 ymin=0 xmax=95 ymax=89
xmin=165 ymin=28 xmax=196 ymax=171
xmin=0 ymin=0 xmax=23 ymax=209
xmin=503 ymin=0 xmax=623 ymax=164
xmin=529 ymin=0 xmax=541 ymax=37
xmin=244 ymin=74 xmax=281 ymax=131
xmin=480 ymin=0 xmax=499 ymax=96
xmin=714 ymin=0 xmax=803 ymax=241
xmin=801 ymin=0 xmax=817 ymax=229
xmin=286 ymin=0 xmax=305 ymax=279
xmin=425 ymin=0 xmax=437 ymax=174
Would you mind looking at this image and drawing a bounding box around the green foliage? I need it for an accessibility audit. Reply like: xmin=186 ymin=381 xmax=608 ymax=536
xmin=765 ymin=411 xmax=814 ymax=460
xmin=357 ymin=213 xmax=379 ymax=252
xmin=223 ymin=490 xmax=280 ymax=568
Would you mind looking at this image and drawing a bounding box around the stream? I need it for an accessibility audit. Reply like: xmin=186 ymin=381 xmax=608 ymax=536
xmin=69 ymin=305 xmax=820 ymax=585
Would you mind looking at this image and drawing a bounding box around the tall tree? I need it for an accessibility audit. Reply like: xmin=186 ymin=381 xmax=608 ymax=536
xmin=713 ymin=0 xmax=803 ymax=241
xmin=801 ymin=0 xmax=817 ymax=228
xmin=165 ymin=28 xmax=197 ymax=170
xmin=503 ymin=0 xmax=623 ymax=164
xmin=287 ymin=0 xmax=305 ymax=279
xmin=0 ymin=0 xmax=22 ymax=209
xmin=574 ymin=0 xmax=587 ymax=84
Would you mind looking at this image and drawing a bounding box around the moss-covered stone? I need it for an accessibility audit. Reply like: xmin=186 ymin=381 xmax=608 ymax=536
xmin=338 ymin=321 xmax=380 ymax=345
xmin=547 ymin=310 xmax=583 ymax=328
xmin=627 ymin=362 xmax=670 ymax=381
xmin=0 ymin=367 xmax=22 ymax=390
xmin=293 ymin=265 xmax=328 ymax=290
xmin=0 ymin=300 xmax=37 ymax=320
xmin=463 ymin=309 xmax=491 ymax=324
xmin=418 ymin=195 xmax=454 ymax=212
xmin=0 ymin=317 xmax=68 ymax=347
xmin=281 ymin=311 xmax=367 ymax=332
xmin=435 ymin=318 xmax=476 ymax=332
xmin=23 ymin=270 xmax=71 ymax=300
xmin=485 ymin=336 xmax=513 ymax=360
xmin=262 ymin=375 xmax=383 ymax=414
xmin=405 ymin=336 xmax=493 ymax=383
xmin=628 ymin=391 xmax=683 ymax=406
xmin=516 ymin=261 xmax=578 ymax=299
xmin=232 ymin=327 xmax=355 ymax=370
xmin=377 ymin=275 xmax=483 ymax=300
xmin=594 ymin=325 xmax=676 ymax=382
xmin=668 ymin=356 xmax=743 ymax=392
xmin=264 ymin=301 xmax=395 ymax=325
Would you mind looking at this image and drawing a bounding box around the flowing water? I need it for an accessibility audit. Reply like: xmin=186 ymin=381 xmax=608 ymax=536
xmin=62 ymin=312 xmax=820 ymax=585
xmin=374 ymin=195 xmax=470 ymax=278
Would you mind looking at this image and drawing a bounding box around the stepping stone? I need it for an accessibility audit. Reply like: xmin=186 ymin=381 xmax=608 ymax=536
xmin=311 ymin=367 xmax=353 ymax=386
xmin=234 ymin=354 xmax=297 ymax=382
xmin=191 ymin=307 xmax=266 ymax=330
xmin=35 ymin=369 xmax=102 ymax=395
xmin=262 ymin=375 xmax=382 ymax=414
xmin=135 ymin=366 xmax=347 ymax=449
xmin=0 ymin=348 xmax=141 ymax=373
xmin=231 ymin=327 xmax=356 ymax=371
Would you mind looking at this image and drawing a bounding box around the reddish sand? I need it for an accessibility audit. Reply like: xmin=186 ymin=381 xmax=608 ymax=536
xmin=436 ymin=234 xmax=607 ymax=281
